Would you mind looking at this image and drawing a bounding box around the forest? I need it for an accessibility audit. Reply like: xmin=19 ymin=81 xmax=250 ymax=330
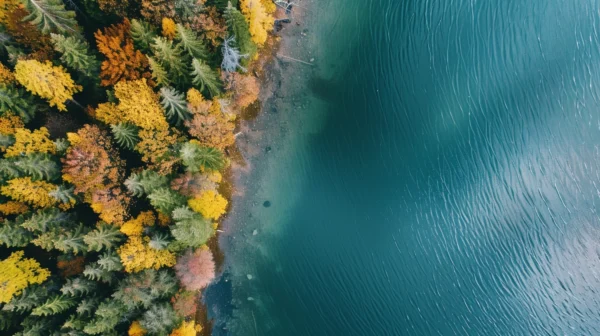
xmin=0 ymin=0 xmax=276 ymax=334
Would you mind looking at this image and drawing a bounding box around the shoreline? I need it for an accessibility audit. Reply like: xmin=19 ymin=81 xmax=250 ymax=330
xmin=203 ymin=1 xmax=316 ymax=334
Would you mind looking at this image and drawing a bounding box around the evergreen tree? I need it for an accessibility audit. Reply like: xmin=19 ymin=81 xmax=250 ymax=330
xmin=147 ymin=188 xmax=186 ymax=214
xmin=31 ymin=295 xmax=76 ymax=316
xmin=139 ymin=302 xmax=178 ymax=336
xmin=83 ymin=299 xmax=127 ymax=335
xmin=2 ymin=284 xmax=49 ymax=313
xmin=191 ymin=58 xmax=222 ymax=97
xmin=160 ymin=87 xmax=191 ymax=124
xmin=0 ymin=159 xmax=21 ymax=179
xmin=47 ymin=224 xmax=89 ymax=254
xmin=0 ymin=134 xmax=14 ymax=148
xmin=0 ymin=311 xmax=16 ymax=331
xmin=224 ymin=2 xmax=256 ymax=59
xmin=62 ymin=314 xmax=88 ymax=332
xmin=50 ymin=34 xmax=99 ymax=77
xmin=110 ymin=123 xmax=139 ymax=150
xmin=125 ymin=170 xmax=169 ymax=197
xmin=130 ymin=19 xmax=157 ymax=53
xmin=61 ymin=277 xmax=97 ymax=297
xmin=174 ymin=0 xmax=203 ymax=22
xmin=113 ymin=269 xmax=178 ymax=309
xmin=175 ymin=24 xmax=208 ymax=60
xmin=49 ymin=185 xmax=77 ymax=205
xmin=0 ymin=217 xmax=33 ymax=247
xmin=171 ymin=206 xmax=213 ymax=248
xmin=152 ymin=37 xmax=189 ymax=86
xmin=0 ymin=85 xmax=37 ymax=122
xmin=11 ymin=153 xmax=60 ymax=181
xmin=83 ymin=262 xmax=116 ymax=284
xmin=97 ymin=251 xmax=123 ymax=272
xmin=53 ymin=138 xmax=70 ymax=154
xmin=21 ymin=208 xmax=72 ymax=232
xmin=22 ymin=0 xmax=78 ymax=35
xmin=83 ymin=223 xmax=124 ymax=252
xmin=75 ymin=297 xmax=99 ymax=316
xmin=148 ymin=232 xmax=170 ymax=250
xmin=147 ymin=56 xmax=171 ymax=87
xmin=179 ymin=141 xmax=226 ymax=172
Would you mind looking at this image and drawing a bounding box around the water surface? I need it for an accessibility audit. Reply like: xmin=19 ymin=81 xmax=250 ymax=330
xmin=212 ymin=0 xmax=600 ymax=334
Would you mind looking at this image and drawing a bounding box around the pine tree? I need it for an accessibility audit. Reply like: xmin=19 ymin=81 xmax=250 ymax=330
xmin=171 ymin=206 xmax=213 ymax=248
xmin=191 ymin=58 xmax=222 ymax=97
xmin=0 ymin=311 xmax=16 ymax=331
xmin=179 ymin=141 xmax=226 ymax=172
xmin=221 ymin=36 xmax=248 ymax=72
xmin=0 ymin=217 xmax=33 ymax=247
xmin=22 ymin=0 xmax=78 ymax=34
xmin=75 ymin=297 xmax=99 ymax=316
xmin=62 ymin=314 xmax=88 ymax=331
xmin=113 ymin=269 xmax=178 ymax=309
xmin=152 ymin=37 xmax=189 ymax=85
xmin=147 ymin=56 xmax=171 ymax=87
xmin=139 ymin=302 xmax=178 ymax=336
xmin=49 ymin=185 xmax=77 ymax=205
xmin=61 ymin=277 xmax=97 ymax=297
xmin=53 ymin=138 xmax=70 ymax=154
xmin=0 ymin=159 xmax=21 ymax=179
xmin=175 ymin=24 xmax=207 ymax=60
xmin=1 ymin=284 xmax=49 ymax=313
xmin=97 ymin=251 xmax=123 ymax=272
xmin=0 ymin=85 xmax=37 ymax=122
xmin=110 ymin=123 xmax=139 ymax=150
xmin=8 ymin=153 xmax=60 ymax=181
xmin=147 ymin=187 xmax=186 ymax=214
xmin=83 ymin=299 xmax=127 ymax=335
xmin=125 ymin=170 xmax=169 ymax=197
xmin=83 ymin=223 xmax=124 ymax=252
xmin=130 ymin=19 xmax=157 ymax=53
xmin=0 ymin=134 xmax=14 ymax=148
xmin=31 ymin=295 xmax=76 ymax=316
xmin=83 ymin=262 xmax=116 ymax=284
xmin=160 ymin=87 xmax=191 ymax=124
xmin=224 ymin=2 xmax=256 ymax=59
xmin=50 ymin=34 xmax=99 ymax=77
xmin=21 ymin=208 xmax=72 ymax=232
xmin=148 ymin=232 xmax=170 ymax=250
xmin=51 ymin=224 xmax=89 ymax=254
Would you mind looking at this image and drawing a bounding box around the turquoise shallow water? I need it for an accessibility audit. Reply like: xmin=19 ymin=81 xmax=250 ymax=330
xmin=210 ymin=0 xmax=600 ymax=334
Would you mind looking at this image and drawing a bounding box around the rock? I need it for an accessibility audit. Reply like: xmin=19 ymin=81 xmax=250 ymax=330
xmin=263 ymin=200 xmax=271 ymax=207
xmin=247 ymin=297 xmax=254 ymax=301
xmin=253 ymin=229 xmax=258 ymax=236
xmin=247 ymin=274 xmax=253 ymax=280
xmin=265 ymin=146 xmax=272 ymax=152
xmin=310 ymin=58 xmax=315 ymax=62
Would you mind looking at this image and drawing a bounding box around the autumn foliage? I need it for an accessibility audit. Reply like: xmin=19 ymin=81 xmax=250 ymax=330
xmin=0 ymin=251 xmax=50 ymax=303
xmin=175 ymin=248 xmax=215 ymax=291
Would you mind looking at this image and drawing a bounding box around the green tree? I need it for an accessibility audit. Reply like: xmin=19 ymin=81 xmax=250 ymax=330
xmin=148 ymin=187 xmax=186 ymax=214
xmin=2 ymin=284 xmax=49 ymax=313
xmin=224 ymin=2 xmax=256 ymax=59
xmin=3 ymin=153 xmax=61 ymax=181
xmin=110 ymin=123 xmax=139 ymax=150
xmin=31 ymin=295 xmax=76 ymax=316
xmin=0 ymin=217 xmax=33 ymax=247
xmin=130 ymin=19 xmax=157 ymax=53
xmin=175 ymin=24 xmax=207 ymax=59
xmin=147 ymin=56 xmax=171 ymax=87
xmin=179 ymin=141 xmax=226 ymax=172
xmin=160 ymin=87 xmax=191 ymax=124
xmin=113 ymin=269 xmax=178 ymax=309
xmin=49 ymin=185 xmax=77 ymax=205
xmin=22 ymin=0 xmax=78 ymax=34
xmin=21 ymin=208 xmax=72 ymax=232
xmin=50 ymin=34 xmax=99 ymax=77
xmin=75 ymin=297 xmax=99 ymax=316
xmin=170 ymin=206 xmax=213 ymax=248
xmin=97 ymin=251 xmax=123 ymax=272
xmin=191 ymin=58 xmax=222 ymax=97
xmin=125 ymin=170 xmax=169 ymax=197
xmin=148 ymin=232 xmax=170 ymax=250
xmin=83 ymin=299 xmax=127 ymax=335
xmin=0 ymin=85 xmax=37 ymax=122
xmin=139 ymin=302 xmax=178 ymax=336
xmin=60 ymin=277 xmax=97 ymax=297
xmin=152 ymin=37 xmax=189 ymax=86
xmin=83 ymin=223 xmax=124 ymax=252
xmin=83 ymin=262 xmax=116 ymax=284
xmin=32 ymin=224 xmax=88 ymax=254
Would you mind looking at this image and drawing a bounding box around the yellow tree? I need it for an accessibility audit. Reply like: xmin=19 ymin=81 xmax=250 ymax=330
xmin=1 ymin=177 xmax=58 ymax=208
xmin=188 ymin=190 xmax=228 ymax=220
xmin=169 ymin=321 xmax=200 ymax=336
xmin=14 ymin=60 xmax=82 ymax=111
xmin=0 ymin=62 xmax=14 ymax=84
xmin=4 ymin=127 xmax=55 ymax=157
xmin=240 ymin=0 xmax=272 ymax=46
xmin=0 ymin=251 xmax=50 ymax=303
xmin=129 ymin=321 xmax=147 ymax=336
xmin=114 ymin=79 xmax=169 ymax=130
xmin=118 ymin=236 xmax=176 ymax=272
xmin=161 ymin=17 xmax=176 ymax=39
xmin=0 ymin=201 xmax=29 ymax=215
xmin=120 ymin=211 xmax=155 ymax=236
xmin=0 ymin=115 xmax=24 ymax=135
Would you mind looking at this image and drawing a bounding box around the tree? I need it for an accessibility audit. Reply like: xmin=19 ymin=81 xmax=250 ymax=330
xmin=114 ymin=79 xmax=169 ymax=130
xmin=118 ymin=235 xmax=177 ymax=272
xmin=170 ymin=172 xmax=219 ymax=197
xmin=130 ymin=19 xmax=157 ymax=53
xmin=14 ymin=59 xmax=82 ymax=111
xmin=226 ymin=72 xmax=259 ymax=108
xmin=50 ymin=34 xmax=99 ymax=77
xmin=221 ymin=36 xmax=247 ymax=72
xmin=31 ymin=295 xmax=76 ymax=316
xmin=83 ymin=223 xmax=124 ymax=252
xmin=129 ymin=321 xmax=147 ymax=336
xmin=140 ymin=0 xmax=175 ymax=25
xmin=0 ymin=85 xmax=37 ymax=122
xmin=0 ymin=251 xmax=50 ymax=303
xmin=169 ymin=321 xmax=199 ymax=336
xmin=152 ymin=37 xmax=189 ymax=86
xmin=21 ymin=208 xmax=71 ymax=232
xmin=111 ymin=123 xmax=140 ymax=150
xmin=1 ymin=153 xmax=60 ymax=181
xmin=170 ymin=206 xmax=213 ymax=248
xmin=0 ymin=217 xmax=33 ymax=247
xmin=83 ymin=261 xmax=116 ymax=283
xmin=76 ymin=297 xmax=99 ymax=316
xmin=33 ymin=224 xmax=89 ymax=254
xmin=139 ymin=302 xmax=178 ymax=336
xmin=21 ymin=0 xmax=78 ymax=34
xmin=224 ymin=2 xmax=256 ymax=59
xmin=83 ymin=299 xmax=127 ymax=335
xmin=1 ymin=284 xmax=49 ymax=313
xmin=161 ymin=17 xmax=176 ymax=39
xmin=185 ymin=100 xmax=235 ymax=150
xmin=97 ymin=251 xmax=123 ymax=272
xmin=92 ymin=102 xmax=121 ymax=124
xmin=171 ymin=291 xmax=197 ymax=318
xmin=1 ymin=177 xmax=58 ymax=208
xmin=4 ymin=127 xmax=55 ymax=158
xmin=120 ymin=211 xmax=155 ymax=236
xmin=148 ymin=56 xmax=171 ymax=87
xmin=160 ymin=87 xmax=191 ymax=124
xmin=49 ymin=184 xmax=77 ymax=205
xmin=191 ymin=58 xmax=222 ymax=97
xmin=179 ymin=140 xmax=226 ymax=172
xmin=175 ymin=248 xmax=215 ymax=291
xmin=113 ymin=269 xmax=178 ymax=309
xmin=125 ymin=170 xmax=169 ymax=197
xmin=175 ymin=23 xmax=207 ymax=60
xmin=95 ymin=19 xmax=152 ymax=86
xmin=135 ymin=128 xmax=180 ymax=173
xmin=0 ymin=201 xmax=28 ymax=215
xmin=61 ymin=277 xmax=97 ymax=297
xmin=148 ymin=187 xmax=186 ymax=214
xmin=240 ymin=0 xmax=272 ymax=46
xmin=188 ymin=190 xmax=228 ymax=220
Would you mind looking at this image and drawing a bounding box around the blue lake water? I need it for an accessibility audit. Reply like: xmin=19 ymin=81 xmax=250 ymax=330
xmin=211 ymin=0 xmax=600 ymax=334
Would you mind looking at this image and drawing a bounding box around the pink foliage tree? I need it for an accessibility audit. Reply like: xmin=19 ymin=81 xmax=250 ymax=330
xmin=175 ymin=248 xmax=215 ymax=291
